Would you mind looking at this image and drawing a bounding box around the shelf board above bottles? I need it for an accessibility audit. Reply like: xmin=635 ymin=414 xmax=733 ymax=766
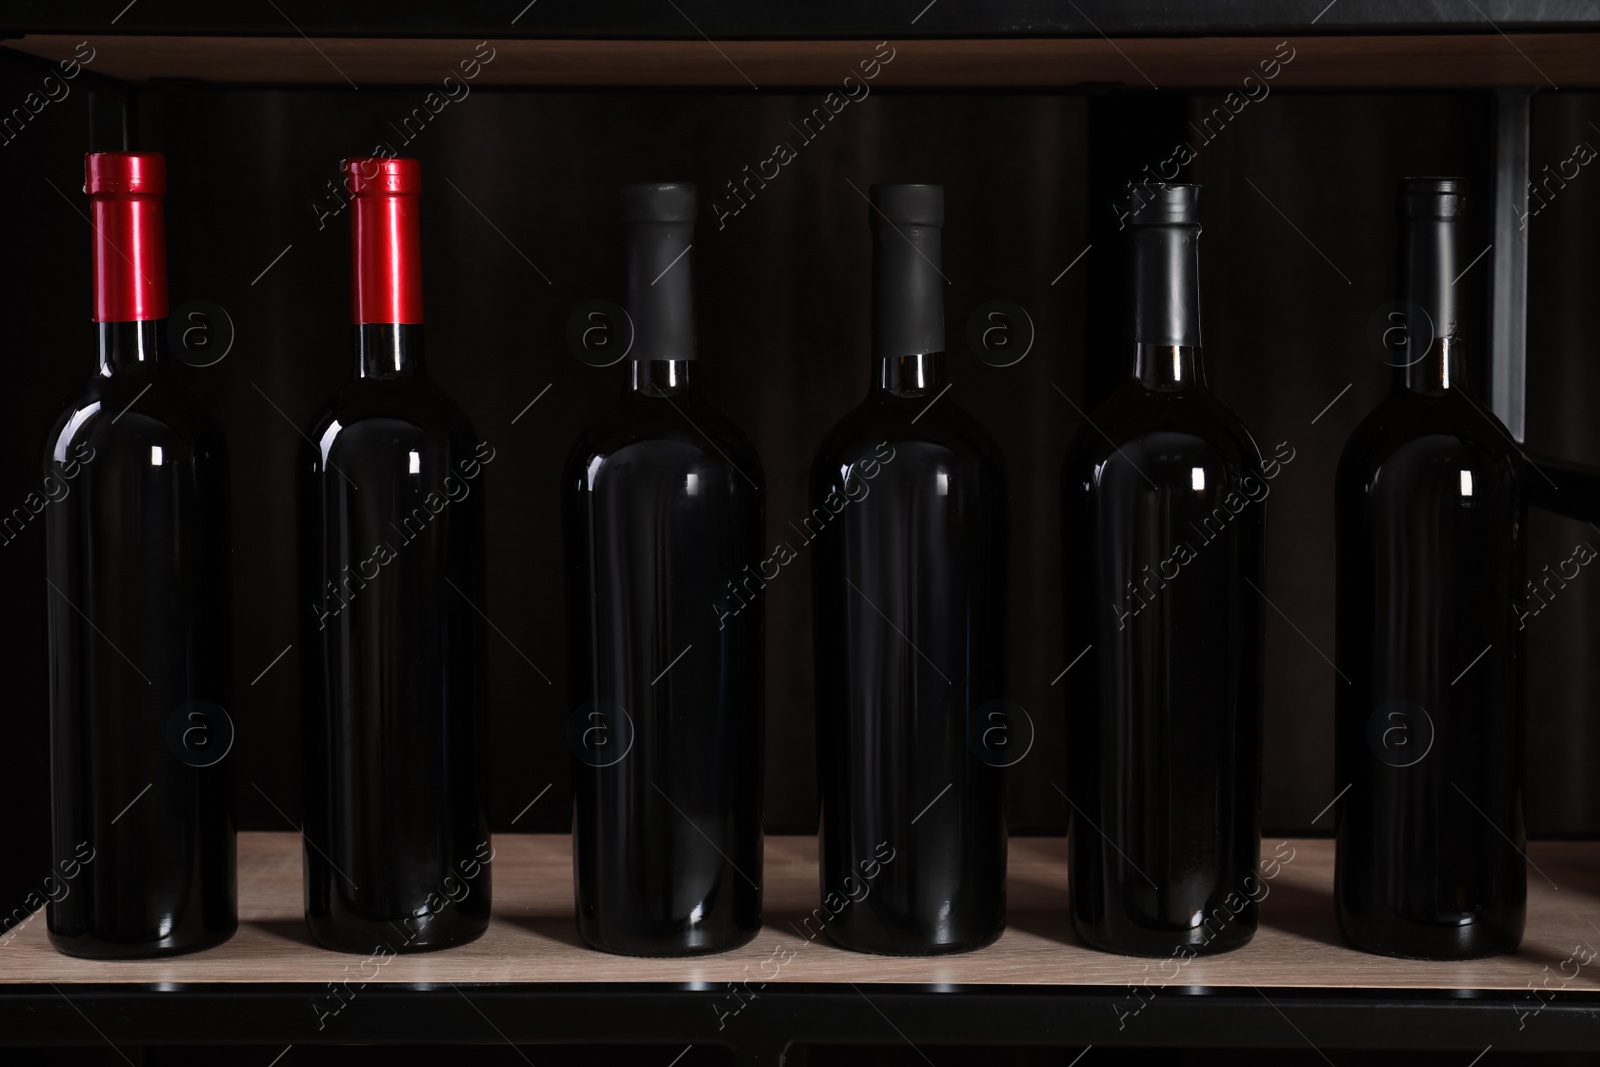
xmin=1 ymin=1 xmax=1597 ymax=38
xmin=5 ymin=33 xmax=1599 ymax=89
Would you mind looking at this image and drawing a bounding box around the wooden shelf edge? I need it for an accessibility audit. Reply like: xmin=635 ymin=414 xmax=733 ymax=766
xmin=5 ymin=34 xmax=1597 ymax=89
xmin=5 ymin=833 xmax=1598 ymax=995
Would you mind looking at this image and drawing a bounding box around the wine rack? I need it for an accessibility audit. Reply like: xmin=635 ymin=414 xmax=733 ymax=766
xmin=2 ymin=4 xmax=1598 ymax=1064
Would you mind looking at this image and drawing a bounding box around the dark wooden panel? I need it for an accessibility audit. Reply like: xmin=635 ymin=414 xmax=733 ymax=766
xmin=1523 ymin=90 xmax=1600 ymax=837
xmin=0 ymin=84 xmax=1593 ymax=860
xmin=118 ymin=87 xmax=1089 ymax=837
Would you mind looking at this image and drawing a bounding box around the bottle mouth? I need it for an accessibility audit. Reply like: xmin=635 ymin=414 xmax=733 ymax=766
xmin=344 ymin=156 xmax=421 ymax=197
xmin=622 ymin=182 xmax=697 ymax=223
xmin=870 ymin=183 xmax=944 ymax=229
xmin=1399 ymin=177 xmax=1468 ymax=219
xmin=1116 ymin=182 xmax=1201 ymax=226
xmin=85 ymin=151 xmax=166 ymax=196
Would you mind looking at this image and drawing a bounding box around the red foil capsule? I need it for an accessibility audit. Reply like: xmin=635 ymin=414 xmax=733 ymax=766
xmin=85 ymin=151 xmax=168 ymax=323
xmin=345 ymin=156 xmax=423 ymax=325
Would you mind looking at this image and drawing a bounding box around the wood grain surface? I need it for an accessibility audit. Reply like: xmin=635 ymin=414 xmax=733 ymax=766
xmin=4 ymin=833 xmax=1598 ymax=990
xmin=6 ymin=34 xmax=1598 ymax=88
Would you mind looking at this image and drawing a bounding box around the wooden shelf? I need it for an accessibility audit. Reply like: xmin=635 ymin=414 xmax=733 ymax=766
xmin=6 ymin=33 xmax=1599 ymax=89
xmin=2 ymin=0 xmax=1596 ymax=38
xmin=8 ymin=832 xmax=1599 ymax=991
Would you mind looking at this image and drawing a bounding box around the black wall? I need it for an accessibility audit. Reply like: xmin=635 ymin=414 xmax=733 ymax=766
xmin=2 ymin=70 xmax=1597 ymax=909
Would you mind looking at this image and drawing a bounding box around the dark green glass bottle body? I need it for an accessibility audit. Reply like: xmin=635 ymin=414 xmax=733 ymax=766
xmin=300 ymin=324 xmax=492 ymax=954
xmin=45 ymin=320 xmax=237 ymax=959
xmin=1333 ymin=348 xmax=1526 ymax=959
xmin=1062 ymin=342 xmax=1265 ymax=957
xmin=1335 ymin=180 xmax=1527 ymax=961
xmin=811 ymin=351 xmax=1009 ymax=955
xmin=564 ymin=358 xmax=766 ymax=956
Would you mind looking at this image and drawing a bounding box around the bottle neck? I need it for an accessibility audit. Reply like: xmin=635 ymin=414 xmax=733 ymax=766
xmin=350 ymin=186 xmax=423 ymax=327
xmin=1127 ymin=222 xmax=1203 ymax=363
xmin=1400 ymin=335 xmax=1465 ymax=395
xmin=1398 ymin=214 xmax=1465 ymax=394
xmin=629 ymin=358 xmax=696 ymax=395
xmin=354 ymin=323 xmax=424 ymax=378
xmin=90 ymin=188 xmax=167 ymax=326
xmin=1132 ymin=344 xmax=1205 ymax=391
xmin=98 ymin=320 xmax=164 ymax=375
xmin=349 ymin=181 xmax=423 ymax=379
xmin=872 ymin=218 xmax=943 ymax=361
xmin=627 ymin=219 xmax=697 ymax=363
xmin=872 ymin=352 xmax=947 ymax=398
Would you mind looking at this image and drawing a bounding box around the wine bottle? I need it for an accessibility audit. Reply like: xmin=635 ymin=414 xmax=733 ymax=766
xmin=301 ymin=157 xmax=491 ymax=954
xmin=1061 ymin=183 xmax=1264 ymax=957
xmin=45 ymin=151 xmax=236 ymax=958
xmin=1334 ymin=178 xmax=1526 ymax=959
xmin=811 ymin=184 xmax=1007 ymax=955
xmin=564 ymin=182 xmax=765 ymax=956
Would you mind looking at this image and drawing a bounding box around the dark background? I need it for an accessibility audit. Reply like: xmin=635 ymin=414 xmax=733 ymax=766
xmin=1 ymin=67 xmax=1597 ymax=908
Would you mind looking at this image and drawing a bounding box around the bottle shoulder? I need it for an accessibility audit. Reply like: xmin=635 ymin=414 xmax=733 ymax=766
xmin=46 ymin=366 xmax=225 ymax=470
xmin=308 ymin=375 xmax=478 ymax=446
xmin=564 ymin=390 xmax=764 ymax=489
xmin=814 ymin=392 xmax=1003 ymax=472
xmin=1064 ymin=385 xmax=1263 ymax=473
xmin=1338 ymin=389 xmax=1523 ymax=481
